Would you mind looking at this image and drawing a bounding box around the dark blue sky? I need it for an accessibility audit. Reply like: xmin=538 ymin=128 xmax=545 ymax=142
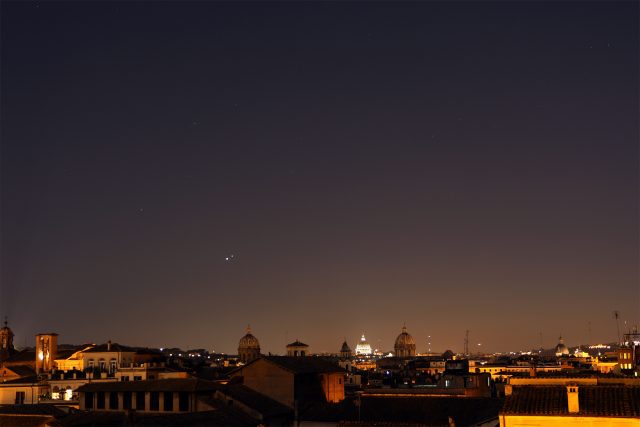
xmin=1 ymin=1 xmax=638 ymax=354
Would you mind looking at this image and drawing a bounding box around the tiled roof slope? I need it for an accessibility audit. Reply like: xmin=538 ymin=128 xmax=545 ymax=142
xmin=3 ymin=365 xmax=36 ymax=377
xmin=218 ymin=384 xmax=292 ymax=418
xmin=501 ymin=386 xmax=640 ymax=417
xmin=300 ymin=397 xmax=503 ymax=425
xmin=2 ymin=349 xmax=35 ymax=363
xmin=84 ymin=342 xmax=136 ymax=353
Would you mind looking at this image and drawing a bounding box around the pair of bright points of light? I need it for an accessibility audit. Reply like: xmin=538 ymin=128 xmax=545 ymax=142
xmin=225 ymin=254 xmax=236 ymax=261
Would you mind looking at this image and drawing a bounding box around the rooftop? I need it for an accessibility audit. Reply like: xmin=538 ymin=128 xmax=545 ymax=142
xmin=263 ymin=356 xmax=344 ymax=374
xmin=2 ymin=349 xmax=36 ymax=363
xmin=217 ymin=383 xmax=292 ymax=418
xmin=76 ymin=378 xmax=217 ymax=393
xmin=501 ymin=385 xmax=640 ymax=418
xmin=84 ymin=342 xmax=137 ymax=353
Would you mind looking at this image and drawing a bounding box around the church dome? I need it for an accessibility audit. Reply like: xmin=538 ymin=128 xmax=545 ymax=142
xmin=394 ymin=326 xmax=416 ymax=358
xmin=239 ymin=330 xmax=260 ymax=349
xmin=555 ymin=336 xmax=569 ymax=357
xmin=340 ymin=340 xmax=351 ymax=353
xmin=238 ymin=326 xmax=261 ymax=364
xmin=394 ymin=326 xmax=415 ymax=348
xmin=355 ymin=334 xmax=372 ymax=356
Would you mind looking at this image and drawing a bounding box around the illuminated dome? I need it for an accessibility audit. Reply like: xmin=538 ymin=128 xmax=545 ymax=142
xmin=555 ymin=336 xmax=569 ymax=357
xmin=394 ymin=325 xmax=416 ymax=358
xmin=355 ymin=334 xmax=372 ymax=356
xmin=238 ymin=325 xmax=261 ymax=363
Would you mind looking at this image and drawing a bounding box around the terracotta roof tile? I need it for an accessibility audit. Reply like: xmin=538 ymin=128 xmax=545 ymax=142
xmin=501 ymin=386 xmax=640 ymax=417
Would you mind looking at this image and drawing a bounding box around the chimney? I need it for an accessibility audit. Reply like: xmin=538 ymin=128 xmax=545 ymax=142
xmin=567 ymin=384 xmax=579 ymax=413
xmin=107 ymin=340 xmax=111 ymax=351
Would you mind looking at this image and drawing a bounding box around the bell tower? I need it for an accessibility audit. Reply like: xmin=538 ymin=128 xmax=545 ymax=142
xmin=0 ymin=317 xmax=15 ymax=362
xmin=35 ymin=333 xmax=58 ymax=373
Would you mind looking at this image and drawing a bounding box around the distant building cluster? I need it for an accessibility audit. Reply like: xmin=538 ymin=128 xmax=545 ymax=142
xmin=0 ymin=318 xmax=639 ymax=426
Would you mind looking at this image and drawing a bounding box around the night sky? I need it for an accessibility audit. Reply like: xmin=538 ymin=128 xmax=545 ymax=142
xmin=1 ymin=1 xmax=638 ymax=354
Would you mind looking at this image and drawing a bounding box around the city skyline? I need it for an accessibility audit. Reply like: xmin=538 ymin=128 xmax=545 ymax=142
xmin=2 ymin=317 xmax=636 ymax=356
xmin=1 ymin=1 xmax=638 ymax=354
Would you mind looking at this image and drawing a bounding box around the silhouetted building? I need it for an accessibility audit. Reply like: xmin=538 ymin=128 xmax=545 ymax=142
xmin=231 ymin=356 xmax=345 ymax=408
xmin=286 ymin=340 xmax=309 ymax=357
xmin=339 ymin=340 xmax=352 ymax=359
xmin=0 ymin=318 xmax=15 ymax=363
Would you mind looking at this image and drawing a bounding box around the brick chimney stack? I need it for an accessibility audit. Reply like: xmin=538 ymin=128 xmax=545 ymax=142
xmin=567 ymin=384 xmax=579 ymax=413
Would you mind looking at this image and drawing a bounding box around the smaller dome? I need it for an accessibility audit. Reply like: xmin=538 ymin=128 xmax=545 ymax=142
xmin=340 ymin=340 xmax=351 ymax=353
xmin=239 ymin=326 xmax=260 ymax=349
xmin=394 ymin=326 xmax=416 ymax=348
xmin=555 ymin=336 xmax=569 ymax=356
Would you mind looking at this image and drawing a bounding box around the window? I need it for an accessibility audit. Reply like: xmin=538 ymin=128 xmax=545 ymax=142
xmin=109 ymin=359 xmax=117 ymax=374
xmin=136 ymin=392 xmax=145 ymax=410
xmin=15 ymin=391 xmax=25 ymax=405
xmin=99 ymin=360 xmax=106 ymax=371
xmin=123 ymin=392 xmax=132 ymax=410
xmin=84 ymin=392 xmax=94 ymax=409
xmin=178 ymin=392 xmax=189 ymax=412
xmin=163 ymin=392 xmax=173 ymax=411
xmin=96 ymin=392 xmax=105 ymax=409
xmin=121 ymin=376 xmax=129 ymax=381
xmin=109 ymin=391 xmax=118 ymax=409
xmin=150 ymin=391 xmax=159 ymax=411
xmin=88 ymin=360 xmax=94 ymax=369
xmin=134 ymin=376 xmax=142 ymax=381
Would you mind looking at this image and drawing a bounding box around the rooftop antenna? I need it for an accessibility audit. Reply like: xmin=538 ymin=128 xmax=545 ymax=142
xmin=588 ymin=321 xmax=592 ymax=346
xmin=464 ymin=330 xmax=469 ymax=356
xmin=613 ymin=310 xmax=621 ymax=344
